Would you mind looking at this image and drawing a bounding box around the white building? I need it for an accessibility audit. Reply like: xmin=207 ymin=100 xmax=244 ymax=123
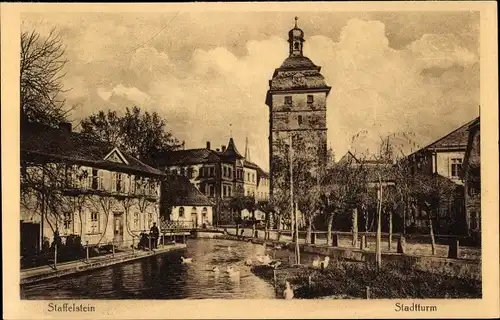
xmin=20 ymin=122 xmax=163 ymax=255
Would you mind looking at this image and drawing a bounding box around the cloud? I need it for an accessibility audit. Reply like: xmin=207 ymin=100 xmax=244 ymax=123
xmin=30 ymin=14 xmax=479 ymax=170
xmin=98 ymin=84 xmax=151 ymax=106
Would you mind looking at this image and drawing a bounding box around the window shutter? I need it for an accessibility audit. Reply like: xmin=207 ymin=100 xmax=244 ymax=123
xmin=111 ymin=172 xmax=116 ymax=192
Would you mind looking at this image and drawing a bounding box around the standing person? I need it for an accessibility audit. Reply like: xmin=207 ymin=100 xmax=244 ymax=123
xmin=150 ymin=222 xmax=160 ymax=249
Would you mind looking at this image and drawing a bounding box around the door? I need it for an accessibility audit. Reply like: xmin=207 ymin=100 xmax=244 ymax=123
xmin=113 ymin=213 xmax=124 ymax=247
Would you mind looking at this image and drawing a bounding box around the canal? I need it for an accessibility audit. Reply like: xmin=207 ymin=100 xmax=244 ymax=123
xmin=21 ymin=238 xmax=316 ymax=299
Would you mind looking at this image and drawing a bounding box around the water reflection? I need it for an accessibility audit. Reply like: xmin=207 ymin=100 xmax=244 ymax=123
xmin=22 ymin=239 xmax=284 ymax=299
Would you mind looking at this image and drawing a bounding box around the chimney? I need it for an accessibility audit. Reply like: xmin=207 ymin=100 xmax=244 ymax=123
xmin=59 ymin=122 xmax=72 ymax=132
xmin=222 ymin=145 xmax=226 ymax=152
xmin=206 ymin=141 xmax=211 ymax=150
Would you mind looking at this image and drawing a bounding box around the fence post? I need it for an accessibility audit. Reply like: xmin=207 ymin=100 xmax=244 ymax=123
xmin=149 ymin=236 xmax=152 ymax=251
xmin=366 ymin=286 xmax=371 ymax=299
xmin=54 ymin=243 xmax=58 ymax=269
xmin=112 ymin=241 xmax=115 ymax=257
xmin=397 ymin=236 xmax=406 ymax=254
xmin=86 ymin=241 xmax=89 ymax=262
xmin=273 ymin=269 xmax=278 ymax=296
xmin=448 ymin=239 xmax=459 ymax=259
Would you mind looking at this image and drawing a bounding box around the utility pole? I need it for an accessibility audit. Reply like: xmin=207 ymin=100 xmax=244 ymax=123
xmin=376 ymin=173 xmax=383 ymax=269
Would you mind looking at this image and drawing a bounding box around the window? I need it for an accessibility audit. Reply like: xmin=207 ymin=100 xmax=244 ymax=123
xmin=63 ymin=212 xmax=72 ymax=234
xmin=307 ymin=95 xmax=314 ymax=104
xmin=148 ymin=213 xmax=153 ymax=228
xmin=179 ymin=207 xmax=185 ymax=218
xmin=470 ymin=211 xmax=478 ymax=230
xmin=451 ymin=158 xmax=463 ymax=178
xmin=223 ymin=167 xmax=227 ymax=177
xmin=90 ymin=212 xmax=99 ymax=234
xmin=284 ymin=96 xmax=292 ymax=105
xmin=202 ymin=207 xmax=208 ymax=218
xmin=116 ymin=173 xmax=122 ymax=192
xmin=188 ymin=167 xmax=194 ymax=179
xmin=210 ymin=167 xmax=215 ymax=177
xmin=228 ymin=167 xmax=232 ymax=178
xmin=134 ymin=212 xmax=140 ymax=229
xmin=91 ymin=169 xmax=99 ymax=189
xmin=247 ymin=172 xmax=250 ymax=181
xmin=252 ymin=174 xmax=255 ymax=182
xmin=228 ymin=186 xmax=232 ymax=197
xmin=294 ymin=42 xmax=299 ymax=50
xmin=171 ymin=169 xmax=178 ymax=175
xmin=223 ymin=185 xmax=227 ymax=197
xmin=209 ymin=185 xmax=215 ymax=197
xmin=298 ymin=115 xmax=303 ymax=126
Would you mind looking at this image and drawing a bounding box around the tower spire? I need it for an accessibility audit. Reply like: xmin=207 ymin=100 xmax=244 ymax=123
xmin=288 ymin=16 xmax=304 ymax=56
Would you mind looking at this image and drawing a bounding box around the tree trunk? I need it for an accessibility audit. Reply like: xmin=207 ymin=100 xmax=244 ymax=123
xmin=352 ymin=208 xmax=358 ymax=247
xmin=277 ymin=214 xmax=282 ymax=241
xmin=376 ymin=182 xmax=383 ymax=270
xmin=236 ymin=223 xmax=239 ymax=238
xmin=326 ymin=213 xmax=334 ymax=245
xmin=252 ymin=210 xmax=256 ymax=237
xmin=388 ymin=210 xmax=393 ymax=251
xmin=305 ymin=217 xmax=312 ymax=244
xmin=264 ymin=214 xmax=269 ymax=240
xmin=429 ymin=215 xmax=436 ymax=255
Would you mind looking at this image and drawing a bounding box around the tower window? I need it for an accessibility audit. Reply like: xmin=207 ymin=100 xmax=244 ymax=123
xmin=294 ymin=42 xmax=299 ymax=50
xmin=307 ymin=95 xmax=314 ymax=104
xmin=284 ymin=96 xmax=292 ymax=105
xmin=298 ymin=115 xmax=303 ymax=126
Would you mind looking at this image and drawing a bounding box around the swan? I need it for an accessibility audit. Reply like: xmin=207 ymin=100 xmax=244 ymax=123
xmin=226 ymin=266 xmax=240 ymax=278
xmin=181 ymin=256 xmax=193 ymax=264
xmin=283 ymin=281 xmax=294 ymax=300
xmin=262 ymin=254 xmax=272 ymax=265
xmin=244 ymin=259 xmax=253 ymax=266
xmin=320 ymin=256 xmax=330 ymax=270
xmin=274 ymin=244 xmax=283 ymax=250
xmin=312 ymin=256 xmax=321 ymax=269
xmin=212 ymin=266 xmax=220 ymax=273
xmin=268 ymin=260 xmax=282 ymax=269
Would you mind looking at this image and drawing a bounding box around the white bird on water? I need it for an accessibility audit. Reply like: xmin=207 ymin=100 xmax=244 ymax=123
xmin=283 ymin=281 xmax=294 ymax=300
xmin=312 ymin=256 xmax=321 ymax=269
xmin=212 ymin=266 xmax=220 ymax=273
xmin=226 ymin=266 xmax=240 ymax=278
xmin=181 ymin=256 xmax=193 ymax=264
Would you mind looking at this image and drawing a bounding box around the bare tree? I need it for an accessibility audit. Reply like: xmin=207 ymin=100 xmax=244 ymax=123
xmin=20 ymin=28 xmax=71 ymax=126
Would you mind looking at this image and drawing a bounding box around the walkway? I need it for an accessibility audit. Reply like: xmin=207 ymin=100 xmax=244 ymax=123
xmin=20 ymin=243 xmax=186 ymax=285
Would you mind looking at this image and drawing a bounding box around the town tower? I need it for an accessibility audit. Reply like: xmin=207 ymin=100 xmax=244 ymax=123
xmin=265 ymin=17 xmax=331 ymax=200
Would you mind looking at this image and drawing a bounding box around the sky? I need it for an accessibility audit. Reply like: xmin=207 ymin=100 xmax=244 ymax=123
xmin=22 ymin=11 xmax=480 ymax=170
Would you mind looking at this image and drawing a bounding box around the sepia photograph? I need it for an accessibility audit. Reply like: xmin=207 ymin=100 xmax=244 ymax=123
xmin=2 ymin=1 xmax=499 ymax=319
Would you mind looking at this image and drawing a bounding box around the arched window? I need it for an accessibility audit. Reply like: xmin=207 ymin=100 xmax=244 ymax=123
xmin=202 ymin=207 xmax=208 ymax=218
xmin=191 ymin=207 xmax=197 ymax=215
xmin=294 ymin=42 xmax=299 ymax=50
xmin=298 ymin=115 xmax=303 ymax=126
xmin=179 ymin=207 xmax=185 ymax=218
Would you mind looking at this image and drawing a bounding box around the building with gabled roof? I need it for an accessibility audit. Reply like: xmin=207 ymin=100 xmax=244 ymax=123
xmin=405 ymin=117 xmax=478 ymax=184
xmin=153 ymin=137 xmax=270 ymax=225
xmin=161 ymin=175 xmax=214 ymax=229
xmin=20 ymin=121 xmax=164 ymax=258
xmin=462 ymin=117 xmax=481 ymax=236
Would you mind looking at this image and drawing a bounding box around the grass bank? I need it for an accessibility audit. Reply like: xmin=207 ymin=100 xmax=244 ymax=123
xmin=252 ymin=259 xmax=481 ymax=299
